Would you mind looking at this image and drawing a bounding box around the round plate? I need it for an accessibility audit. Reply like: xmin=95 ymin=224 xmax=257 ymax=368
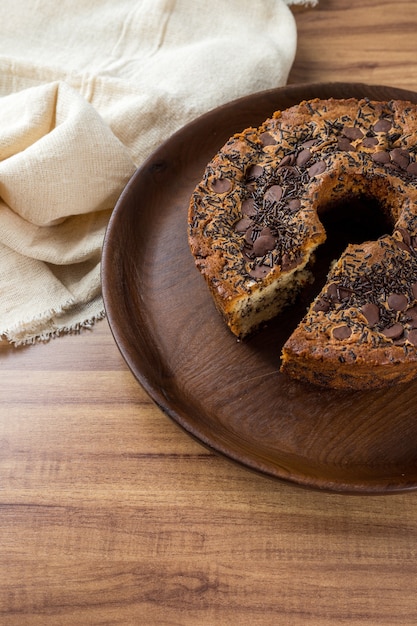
xmin=102 ymin=82 xmax=417 ymax=494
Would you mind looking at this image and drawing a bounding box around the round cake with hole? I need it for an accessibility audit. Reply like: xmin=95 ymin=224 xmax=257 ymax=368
xmin=188 ymin=97 xmax=417 ymax=389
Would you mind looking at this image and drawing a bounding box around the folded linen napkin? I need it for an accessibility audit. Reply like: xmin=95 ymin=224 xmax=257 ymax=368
xmin=0 ymin=0 xmax=317 ymax=345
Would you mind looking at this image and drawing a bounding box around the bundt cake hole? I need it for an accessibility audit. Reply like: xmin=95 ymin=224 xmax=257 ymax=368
xmin=314 ymin=193 xmax=394 ymax=286
xmin=285 ymin=193 xmax=396 ymax=334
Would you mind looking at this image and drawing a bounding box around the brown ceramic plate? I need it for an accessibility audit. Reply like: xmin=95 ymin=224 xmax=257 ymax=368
xmin=102 ymin=82 xmax=417 ymax=494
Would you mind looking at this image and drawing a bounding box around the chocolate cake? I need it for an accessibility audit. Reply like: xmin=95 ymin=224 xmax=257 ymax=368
xmin=188 ymin=97 xmax=417 ymax=389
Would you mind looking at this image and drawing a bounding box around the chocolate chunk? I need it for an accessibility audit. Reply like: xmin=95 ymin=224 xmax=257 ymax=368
xmin=372 ymin=151 xmax=390 ymax=164
xmin=332 ymin=325 xmax=352 ymax=340
xmin=338 ymin=287 xmax=353 ymax=300
xmin=288 ymin=198 xmax=301 ymax=212
xmin=326 ymin=283 xmax=339 ymax=300
xmin=395 ymin=240 xmax=412 ymax=254
xmin=407 ymin=162 xmax=417 ymax=176
xmin=362 ymin=137 xmax=379 ymax=148
xmin=281 ymin=253 xmax=298 ymax=271
xmin=296 ymin=149 xmax=313 ymax=167
xmin=241 ymin=198 xmax=257 ymax=216
xmin=244 ymin=226 xmax=256 ymax=245
xmin=301 ymin=139 xmax=317 ymax=149
xmin=382 ymin=322 xmax=404 ymax=340
xmin=373 ymin=118 xmax=392 ymax=133
xmin=260 ymin=132 xmax=276 ymax=146
xmin=260 ymin=226 xmax=274 ymax=238
xmin=337 ymin=138 xmax=354 ymax=151
xmin=385 ymin=162 xmax=401 ymax=172
xmin=253 ymin=232 xmax=275 ymax=257
xmin=361 ymin=302 xmax=380 ymax=326
xmin=234 ymin=217 xmax=253 ymax=233
xmin=278 ymin=154 xmax=295 ymax=168
xmin=412 ymin=283 xmax=417 ymax=300
xmin=253 ymin=236 xmax=275 ymax=257
xmin=308 ymin=161 xmax=326 ymax=178
xmin=211 ymin=178 xmax=231 ymax=193
xmin=246 ymin=165 xmax=264 ymax=180
xmin=388 ymin=293 xmax=408 ymax=311
xmin=407 ymin=329 xmax=417 ymax=346
xmin=342 ymin=126 xmax=363 ymax=140
xmin=264 ymin=185 xmax=283 ymax=203
xmin=397 ymin=227 xmax=411 ymax=247
xmin=406 ymin=306 xmax=417 ymax=328
xmin=390 ymin=148 xmax=410 ymax=170
xmin=313 ymin=298 xmax=330 ymax=313
xmin=249 ymin=264 xmax=270 ymax=279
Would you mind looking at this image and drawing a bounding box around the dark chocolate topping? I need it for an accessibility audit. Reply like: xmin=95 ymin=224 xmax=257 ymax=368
xmin=211 ymin=177 xmax=232 ymax=193
xmin=388 ymin=293 xmax=408 ymax=311
xmin=390 ymin=148 xmax=410 ymax=170
xmin=264 ymin=185 xmax=283 ymax=203
xmin=382 ymin=322 xmax=404 ymax=340
xmin=407 ymin=329 xmax=417 ymax=346
xmin=361 ymin=302 xmax=380 ymax=326
xmin=241 ymin=198 xmax=257 ymax=216
xmin=372 ymin=151 xmax=390 ymax=164
xmin=296 ymin=149 xmax=313 ymax=167
xmin=337 ymin=138 xmax=354 ymax=151
xmin=260 ymin=132 xmax=276 ymax=146
xmin=362 ymin=137 xmax=379 ymax=148
xmin=373 ymin=118 xmax=392 ymax=132
xmin=253 ymin=233 xmax=276 ymax=257
xmin=342 ymin=126 xmax=364 ymax=141
xmin=333 ymin=325 xmax=352 ymax=340
xmin=234 ymin=217 xmax=253 ymax=233
xmin=246 ymin=165 xmax=264 ymax=180
xmin=308 ymin=161 xmax=326 ymax=178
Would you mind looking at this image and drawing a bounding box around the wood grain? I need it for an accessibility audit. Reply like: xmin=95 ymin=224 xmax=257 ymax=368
xmin=2 ymin=1 xmax=417 ymax=624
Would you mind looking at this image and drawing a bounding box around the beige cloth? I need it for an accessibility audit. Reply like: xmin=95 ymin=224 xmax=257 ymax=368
xmin=0 ymin=0 xmax=316 ymax=345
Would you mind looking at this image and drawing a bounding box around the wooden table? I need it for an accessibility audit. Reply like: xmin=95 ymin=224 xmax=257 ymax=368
xmin=2 ymin=1 xmax=417 ymax=624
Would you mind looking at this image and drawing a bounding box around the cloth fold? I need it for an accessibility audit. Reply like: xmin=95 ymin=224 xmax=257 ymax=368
xmin=0 ymin=0 xmax=316 ymax=345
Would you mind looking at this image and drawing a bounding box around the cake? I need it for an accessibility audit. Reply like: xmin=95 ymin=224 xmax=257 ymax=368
xmin=187 ymin=97 xmax=417 ymax=389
